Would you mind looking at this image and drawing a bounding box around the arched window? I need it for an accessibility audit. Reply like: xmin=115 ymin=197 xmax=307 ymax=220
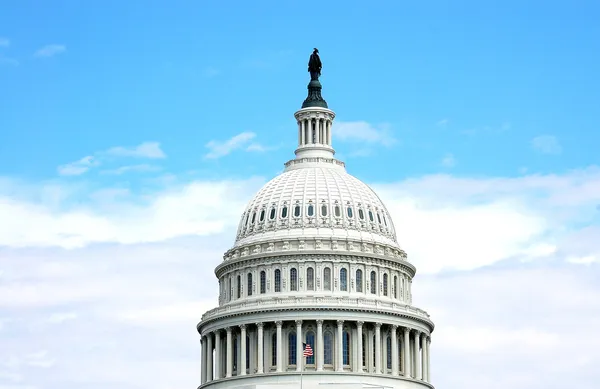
xmin=236 ymin=275 xmax=241 ymax=299
xmin=244 ymin=213 xmax=250 ymax=227
xmin=288 ymin=332 xmax=297 ymax=365
xmin=281 ymin=205 xmax=288 ymax=218
xmin=247 ymin=273 xmax=253 ymax=296
xmin=324 ymin=267 xmax=331 ymax=291
xmin=386 ymin=335 xmax=392 ymax=369
xmin=259 ymin=209 xmax=265 ymax=222
xmin=383 ymin=214 xmax=388 ymax=226
xmin=398 ymin=338 xmax=403 ymax=374
xmin=307 ymin=267 xmax=314 ymax=291
xmin=251 ymin=212 xmax=257 ymax=224
xmin=358 ymin=208 xmax=365 ymax=220
xmin=260 ymin=271 xmax=266 ymax=294
xmin=343 ymin=330 xmax=351 ymax=365
xmin=307 ymin=204 xmax=314 ymax=217
xmin=321 ymin=204 xmax=328 ymax=216
xmin=274 ymin=269 xmax=281 ymax=292
xmin=271 ymin=332 xmax=277 ymax=366
xmin=233 ymin=337 xmax=238 ymax=371
xmin=340 ymin=268 xmax=347 ymax=291
xmin=383 ymin=273 xmax=388 ymax=296
xmin=306 ymin=331 xmax=315 ymax=365
xmin=334 ymin=205 xmax=341 ymax=217
xmin=377 ymin=212 xmax=382 ymax=224
xmin=370 ymin=271 xmax=377 ymax=294
xmin=294 ymin=204 xmax=301 ymax=217
xmin=269 ymin=207 xmax=276 ymax=220
xmin=394 ymin=276 xmax=398 ymax=299
xmin=347 ymin=206 xmax=353 ymax=218
xmin=228 ymin=276 xmax=232 ymax=302
xmin=290 ymin=268 xmax=298 ymax=291
xmin=324 ymin=331 xmax=333 ymax=365
xmin=368 ymin=210 xmax=374 ymax=222
xmin=356 ymin=269 xmax=363 ymax=293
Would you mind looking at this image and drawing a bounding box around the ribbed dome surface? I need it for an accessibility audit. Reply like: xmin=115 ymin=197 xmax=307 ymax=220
xmin=234 ymin=165 xmax=398 ymax=248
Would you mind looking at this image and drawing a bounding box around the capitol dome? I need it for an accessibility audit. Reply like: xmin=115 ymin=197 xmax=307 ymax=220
xmin=197 ymin=50 xmax=434 ymax=389
xmin=234 ymin=165 xmax=399 ymax=249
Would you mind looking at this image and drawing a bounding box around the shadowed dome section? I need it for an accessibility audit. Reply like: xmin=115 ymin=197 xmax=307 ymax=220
xmin=234 ymin=166 xmax=399 ymax=248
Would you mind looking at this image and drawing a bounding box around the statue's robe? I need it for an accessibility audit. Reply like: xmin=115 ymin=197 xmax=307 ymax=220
xmin=308 ymin=53 xmax=322 ymax=80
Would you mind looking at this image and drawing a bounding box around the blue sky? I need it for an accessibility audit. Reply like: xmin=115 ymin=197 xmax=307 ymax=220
xmin=1 ymin=2 xmax=600 ymax=389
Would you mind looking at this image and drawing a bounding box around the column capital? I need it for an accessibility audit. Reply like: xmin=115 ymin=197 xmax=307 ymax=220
xmin=375 ymin=322 xmax=382 ymax=328
xmin=295 ymin=320 xmax=303 ymax=326
xmin=275 ymin=320 xmax=283 ymax=327
xmin=255 ymin=322 xmax=264 ymax=328
xmin=226 ymin=326 xmax=232 ymax=333
xmin=403 ymin=326 xmax=411 ymax=334
xmin=240 ymin=324 xmax=246 ymax=330
xmin=337 ymin=319 xmax=344 ymax=327
xmin=356 ymin=321 xmax=364 ymax=328
xmin=316 ymin=319 xmax=323 ymax=326
xmin=391 ymin=324 xmax=398 ymax=330
xmin=413 ymin=329 xmax=421 ymax=336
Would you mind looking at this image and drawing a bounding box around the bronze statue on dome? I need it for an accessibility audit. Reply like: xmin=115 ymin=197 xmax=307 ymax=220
xmin=308 ymin=48 xmax=322 ymax=81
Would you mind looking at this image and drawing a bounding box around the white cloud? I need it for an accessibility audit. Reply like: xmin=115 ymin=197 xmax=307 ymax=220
xmin=0 ymin=38 xmax=9 ymax=47
xmin=105 ymin=142 xmax=166 ymax=159
xmin=333 ymin=121 xmax=396 ymax=146
xmin=100 ymin=164 xmax=161 ymax=175
xmin=1 ymin=165 xmax=600 ymax=389
xmin=34 ymin=44 xmax=66 ymax=58
xmin=440 ymin=153 xmax=456 ymax=168
xmin=56 ymin=156 xmax=97 ymax=176
xmin=531 ymin=135 xmax=562 ymax=155
xmin=436 ymin=118 xmax=449 ymax=127
xmin=56 ymin=142 xmax=166 ymax=177
xmin=204 ymin=132 xmax=260 ymax=159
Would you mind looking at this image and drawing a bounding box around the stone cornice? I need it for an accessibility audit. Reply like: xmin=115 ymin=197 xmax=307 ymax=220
xmin=197 ymin=296 xmax=434 ymax=333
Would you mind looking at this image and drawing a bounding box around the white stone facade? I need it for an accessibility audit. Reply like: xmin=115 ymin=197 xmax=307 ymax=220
xmin=197 ymin=91 xmax=435 ymax=389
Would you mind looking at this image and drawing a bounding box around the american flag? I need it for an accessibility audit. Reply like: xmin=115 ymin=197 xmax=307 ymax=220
xmin=303 ymin=342 xmax=313 ymax=357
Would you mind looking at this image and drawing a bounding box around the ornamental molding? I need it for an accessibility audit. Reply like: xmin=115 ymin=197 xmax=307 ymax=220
xmin=197 ymin=303 xmax=434 ymax=336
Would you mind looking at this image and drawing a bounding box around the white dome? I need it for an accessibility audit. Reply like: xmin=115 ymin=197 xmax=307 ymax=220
xmin=234 ymin=163 xmax=399 ymax=248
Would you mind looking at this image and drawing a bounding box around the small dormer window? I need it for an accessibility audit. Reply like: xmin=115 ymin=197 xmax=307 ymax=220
xmin=383 ymin=214 xmax=388 ymax=226
xmin=269 ymin=208 xmax=276 ymax=220
xmin=321 ymin=204 xmax=327 ymax=216
xmin=244 ymin=213 xmax=250 ymax=226
xmin=347 ymin=206 xmax=353 ymax=218
xmin=251 ymin=212 xmax=257 ymax=224
xmin=334 ymin=205 xmax=341 ymax=217
xmin=259 ymin=209 xmax=266 ymax=222
xmin=281 ymin=205 xmax=288 ymax=218
xmin=307 ymin=204 xmax=314 ymax=217
xmin=294 ymin=204 xmax=301 ymax=217
xmin=377 ymin=212 xmax=382 ymax=224
xmin=368 ymin=210 xmax=374 ymax=222
xmin=358 ymin=208 xmax=365 ymax=220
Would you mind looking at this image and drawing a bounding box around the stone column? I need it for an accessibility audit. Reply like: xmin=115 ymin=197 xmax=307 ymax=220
xmin=356 ymin=321 xmax=363 ymax=373
xmin=301 ymin=120 xmax=305 ymax=146
xmin=207 ymin=334 xmax=214 ymax=381
xmin=403 ymin=327 xmax=410 ymax=378
xmin=226 ymin=327 xmax=233 ymax=377
xmin=256 ymin=322 xmax=264 ymax=374
xmin=276 ymin=321 xmax=283 ymax=372
xmin=421 ymin=334 xmax=427 ymax=382
xmin=374 ymin=323 xmax=381 ymax=374
xmin=316 ymin=118 xmax=320 ymax=143
xmin=308 ymin=120 xmax=313 ymax=144
xmin=337 ymin=320 xmax=344 ymax=371
xmin=414 ymin=331 xmax=421 ymax=380
xmin=240 ymin=325 xmax=247 ymax=376
xmin=427 ymin=337 xmax=431 ymax=382
xmin=201 ymin=336 xmax=207 ymax=384
xmin=316 ymin=320 xmax=324 ymax=371
xmin=391 ymin=325 xmax=398 ymax=376
xmin=296 ymin=320 xmax=303 ymax=372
